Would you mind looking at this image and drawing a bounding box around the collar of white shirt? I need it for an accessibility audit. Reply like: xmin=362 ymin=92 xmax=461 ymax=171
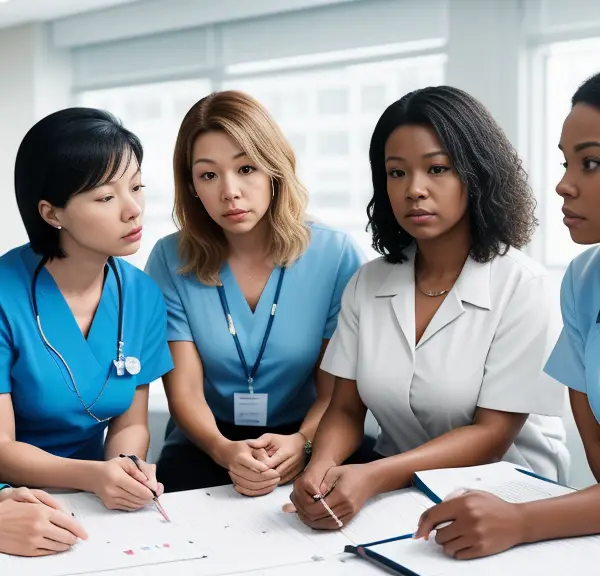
xmin=374 ymin=243 xmax=492 ymax=310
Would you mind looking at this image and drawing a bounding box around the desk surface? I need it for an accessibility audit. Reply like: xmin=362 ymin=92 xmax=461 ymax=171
xmin=1 ymin=484 xmax=431 ymax=576
xmin=85 ymin=554 xmax=383 ymax=576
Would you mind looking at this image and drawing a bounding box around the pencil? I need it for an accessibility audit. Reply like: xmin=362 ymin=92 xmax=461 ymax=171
xmin=119 ymin=454 xmax=170 ymax=522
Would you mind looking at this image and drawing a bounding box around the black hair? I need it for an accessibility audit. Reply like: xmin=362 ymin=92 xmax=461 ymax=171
xmin=366 ymin=86 xmax=536 ymax=263
xmin=15 ymin=107 xmax=143 ymax=259
xmin=572 ymin=72 xmax=600 ymax=109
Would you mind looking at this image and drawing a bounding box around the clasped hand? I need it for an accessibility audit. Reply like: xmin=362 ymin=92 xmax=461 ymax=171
xmin=222 ymin=433 xmax=306 ymax=496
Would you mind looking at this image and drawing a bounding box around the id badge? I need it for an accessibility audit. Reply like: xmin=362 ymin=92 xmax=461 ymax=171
xmin=234 ymin=393 xmax=268 ymax=426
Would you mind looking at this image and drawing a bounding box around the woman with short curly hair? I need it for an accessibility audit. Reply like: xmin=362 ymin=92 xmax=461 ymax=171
xmin=290 ymin=86 xmax=569 ymax=530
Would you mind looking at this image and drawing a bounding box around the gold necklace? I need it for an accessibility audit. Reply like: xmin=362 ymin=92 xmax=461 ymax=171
xmin=415 ymin=270 xmax=461 ymax=298
xmin=416 ymin=284 xmax=450 ymax=297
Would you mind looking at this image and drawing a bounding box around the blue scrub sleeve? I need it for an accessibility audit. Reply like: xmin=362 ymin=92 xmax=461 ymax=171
xmin=0 ymin=308 xmax=14 ymax=394
xmin=136 ymin=288 xmax=174 ymax=386
xmin=145 ymin=239 xmax=194 ymax=342
xmin=323 ymin=236 xmax=365 ymax=339
xmin=0 ymin=484 xmax=9 ymax=491
xmin=544 ymin=263 xmax=587 ymax=393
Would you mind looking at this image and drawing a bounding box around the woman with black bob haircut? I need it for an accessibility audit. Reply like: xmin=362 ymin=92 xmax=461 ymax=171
xmin=290 ymin=86 xmax=568 ymax=533
xmin=0 ymin=108 xmax=173 ymax=552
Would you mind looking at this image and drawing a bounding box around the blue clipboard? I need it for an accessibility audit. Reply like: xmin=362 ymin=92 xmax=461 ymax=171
xmin=345 ymin=534 xmax=421 ymax=576
xmin=345 ymin=466 xmax=576 ymax=574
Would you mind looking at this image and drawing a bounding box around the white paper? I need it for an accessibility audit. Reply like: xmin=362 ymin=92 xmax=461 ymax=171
xmin=232 ymin=554 xmax=384 ymax=576
xmin=0 ymin=491 xmax=210 ymax=576
xmin=82 ymin=554 xmax=383 ymax=576
xmin=415 ymin=461 xmax=574 ymax=503
xmin=367 ymin=532 xmax=600 ymax=576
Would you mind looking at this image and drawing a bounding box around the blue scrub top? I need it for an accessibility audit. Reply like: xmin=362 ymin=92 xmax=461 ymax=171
xmin=545 ymin=245 xmax=600 ymax=422
xmin=0 ymin=245 xmax=174 ymax=461
xmin=145 ymin=222 xmax=364 ymax=427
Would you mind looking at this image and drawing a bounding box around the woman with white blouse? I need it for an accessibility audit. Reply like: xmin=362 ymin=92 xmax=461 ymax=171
xmin=289 ymin=86 xmax=569 ymax=531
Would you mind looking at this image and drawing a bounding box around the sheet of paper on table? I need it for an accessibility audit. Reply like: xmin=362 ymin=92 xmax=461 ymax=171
xmin=414 ymin=461 xmax=575 ymax=503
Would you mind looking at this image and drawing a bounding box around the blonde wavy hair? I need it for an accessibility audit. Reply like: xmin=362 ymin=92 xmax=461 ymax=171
xmin=173 ymin=90 xmax=310 ymax=285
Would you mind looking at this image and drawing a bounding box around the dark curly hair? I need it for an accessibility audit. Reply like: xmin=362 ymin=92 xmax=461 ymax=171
xmin=366 ymin=86 xmax=537 ymax=263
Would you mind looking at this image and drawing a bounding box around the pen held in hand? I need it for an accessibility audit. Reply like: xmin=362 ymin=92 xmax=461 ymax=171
xmin=119 ymin=454 xmax=170 ymax=522
xmin=313 ymin=494 xmax=343 ymax=529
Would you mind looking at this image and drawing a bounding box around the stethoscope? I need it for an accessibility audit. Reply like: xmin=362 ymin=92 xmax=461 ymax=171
xmin=31 ymin=256 xmax=141 ymax=423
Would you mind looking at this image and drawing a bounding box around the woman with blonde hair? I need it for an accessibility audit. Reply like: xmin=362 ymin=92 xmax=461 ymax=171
xmin=146 ymin=90 xmax=363 ymax=493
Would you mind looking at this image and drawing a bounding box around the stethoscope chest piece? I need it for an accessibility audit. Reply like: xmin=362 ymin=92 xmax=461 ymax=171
xmin=114 ymin=356 xmax=141 ymax=376
xmin=125 ymin=356 xmax=141 ymax=375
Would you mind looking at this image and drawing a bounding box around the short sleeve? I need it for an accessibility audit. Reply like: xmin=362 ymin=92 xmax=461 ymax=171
xmin=323 ymin=236 xmax=365 ymax=339
xmin=145 ymin=239 xmax=193 ymax=342
xmin=136 ymin=288 xmax=174 ymax=386
xmin=320 ymin=268 xmax=361 ymax=379
xmin=0 ymin=308 xmax=14 ymax=394
xmin=544 ymin=264 xmax=586 ymax=393
xmin=476 ymin=273 xmax=566 ymax=417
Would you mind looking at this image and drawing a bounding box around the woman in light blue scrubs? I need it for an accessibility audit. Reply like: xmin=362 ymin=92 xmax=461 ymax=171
xmin=415 ymin=72 xmax=600 ymax=559
xmin=0 ymin=108 xmax=173 ymax=514
xmin=145 ymin=90 xmax=364 ymax=493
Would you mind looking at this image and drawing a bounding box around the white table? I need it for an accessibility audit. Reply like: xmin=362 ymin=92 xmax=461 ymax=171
xmin=86 ymin=554 xmax=384 ymax=576
xmin=1 ymin=485 xmax=430 ymax=576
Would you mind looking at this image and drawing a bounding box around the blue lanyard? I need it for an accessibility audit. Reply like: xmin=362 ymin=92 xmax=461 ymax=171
xmin=217 ymin=268 xmax=285 ymax=394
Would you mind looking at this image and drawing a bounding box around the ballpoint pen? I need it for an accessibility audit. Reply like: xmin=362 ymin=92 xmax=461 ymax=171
xmin=119 ymin=454 xmax=170 ymax=522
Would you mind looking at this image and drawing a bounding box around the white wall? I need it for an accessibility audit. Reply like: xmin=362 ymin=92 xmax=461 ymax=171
xmin=0 ymin=23 xmax=71 ymax=255
xmin=446 ymin=0 xmax=523 ymax=147
xmin=0 ymin=25 xmax=36 ymax=255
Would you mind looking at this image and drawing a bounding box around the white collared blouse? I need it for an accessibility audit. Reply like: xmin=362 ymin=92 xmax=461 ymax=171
xmin=321 ymin=244 xmax=570 ymax=482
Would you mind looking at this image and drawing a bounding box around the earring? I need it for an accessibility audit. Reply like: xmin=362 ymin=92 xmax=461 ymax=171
xmin=271 ymin=179 xmax=276 ymax=200
xmin=56 ymin=225 xmax=62 ymax=230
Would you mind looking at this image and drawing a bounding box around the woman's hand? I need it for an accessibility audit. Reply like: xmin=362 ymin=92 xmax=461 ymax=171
xmin=0 ymin=486 xmax=64 ymax=507
xmin=0 ymin=499 xmax=88 ymax=557
xmin=414 ymin=490 xmax=526 ymax=559
xmin=246 ymin=433 xmax=307 ymax=485
xmin=290 ymin=463 xmax=376 ymax=529
xmin=217 ymin=440 xmax=281 ymax=497
xmin=90 ymin=456 xmax=162 ymax=511
xmin=287 ymin=460 xmax=334 ymax=515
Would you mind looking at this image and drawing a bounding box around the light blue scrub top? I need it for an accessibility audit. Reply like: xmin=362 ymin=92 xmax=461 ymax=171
xmin=545 ymin=245 xmax=600 ymax=422
xmin=0 ymin=244 xmax=174 ymax=461
xmin=145 ymin=222 xmax=364 ymax=427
